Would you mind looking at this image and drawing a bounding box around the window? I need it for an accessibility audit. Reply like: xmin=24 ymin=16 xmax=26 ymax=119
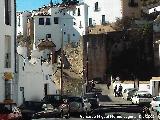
xmin=44 ymin=84 xmax=48 ymax=96
xmin=95 ymin=2 xmax=99 ymax=11
xmin=5 ymin=0 xmax=11 ymax=25
xmin=18 ymin=16 xmax=20 ymax=27
xmin=73 ymin=33 xmax=75 ymax=36
xmin=45 ymin=75 xmax=48 ymax=80
xmin=64 ymin=32 xmax=66 ymax=35
xmin=54 ymin=17 xmax=59 ymax=24
xmin=79 ymin=21 xmax=82 ymax=28
xmin=46 ymin=18 xmax=51 ymax=25
xmin=5 ymin=80 xmax=12 ymax=100
xmin=39 ymin=18 xmax=44 ymax=25
xmin=46 ymin=34 xmax=51 ymax=38
xmin=102 ymin=15 xmax=105 ymax=24
xmin=73 ymin=10 xmax=75 ymax=15
xmin=67 ymin=34 xmax=70 ymax=43
xmin=78 ymin=8 xmax=80 ymax=16
xmin=89 ymin=18 xmax=92 ymax=26
xmin=128 ymin=0 xmax=138 ymax=7
xmin=5 ymin=35 xmax=11 ymax=68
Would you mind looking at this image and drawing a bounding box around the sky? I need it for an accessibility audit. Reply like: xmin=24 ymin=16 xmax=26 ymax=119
xmin=16 ymin=0 xmax=61 ymax=12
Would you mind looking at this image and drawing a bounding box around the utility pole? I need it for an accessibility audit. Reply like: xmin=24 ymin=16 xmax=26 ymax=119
xmin=60 ymin=29 xmax=64 ymax=96
xmin=85 ymin=41 xmax=89 ymax=93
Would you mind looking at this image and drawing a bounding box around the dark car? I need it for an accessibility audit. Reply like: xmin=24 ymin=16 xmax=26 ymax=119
xmin=88 ymin=98 xmax=99 ymax=109
xmin=0 ymin=102 xmax=22 ymax=120
xmin=42 ymin=95 xmax=70 ymax=118
xmin=42 ymin=95 xmax=64 ymax=108
xmin=67 ymin=96 xmax=86 ymax=115
xmin=32 ymin=104 xmax=61 ymax=119
xmin=84 ymin=92 xmax=100 ymax=107
xmin=19 ymin=101 xmax=45 ymax=120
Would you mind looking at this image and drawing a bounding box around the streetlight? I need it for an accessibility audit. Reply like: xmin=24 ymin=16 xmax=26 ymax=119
xmin=85 ymin=41 xmax=89 ymax=93
xmin=60 ymin=28 xmax=64 ymax=96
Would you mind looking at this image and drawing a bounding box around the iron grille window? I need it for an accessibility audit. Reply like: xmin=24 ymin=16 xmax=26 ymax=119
xmin=5 ymin=0 xmax=11 ymax=25
xmin=5 ymin=35 xmax=11 ymax=68
xmin=89 ymin=18 xmax=92 ymax=26
xmin=102 ymin=15 xmax=105 ymax=24
xmin=128 ymin=0 xmax=138 ymax=7
xmin=39 ymin=18 xmax=44 ymax=25
xmin=95 ymin=2 xmax=99 ymax=11
xmin=78 ymin=8 xmax=80 ymax=16
xmin=46 ymin=18 xmax=51 ymax=25
xmin=54 ymin=17 xmax=59 ymax=24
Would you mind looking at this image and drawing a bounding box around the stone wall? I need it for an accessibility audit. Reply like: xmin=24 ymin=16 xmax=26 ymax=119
xmin=83 ymin=34 xmax=108 ymax=81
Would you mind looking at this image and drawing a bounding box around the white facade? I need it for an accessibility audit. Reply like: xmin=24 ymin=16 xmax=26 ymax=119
xmin=33 ymin=15 xmax=54 ymax=49
xmin=33 ymin=3 xmax=88 ymax=51
xmin=16 ymin=11 xmax=32 ymax=37
xmin=0 ymin=0 xmax=16 ymax=102
xmin=17 ymin=47 xmax=58 ymax=106
xmin=84 ymin=0 xmax=122 ymax=25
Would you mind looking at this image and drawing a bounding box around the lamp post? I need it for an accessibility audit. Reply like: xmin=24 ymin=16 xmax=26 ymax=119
xmin=85 ymin=41 xmax=89 ymax=93
xmin=60 ymin=28 xmax=64 ymax=96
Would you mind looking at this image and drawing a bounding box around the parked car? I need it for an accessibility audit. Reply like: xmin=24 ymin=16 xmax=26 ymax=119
xmin=154 ymin=104 xmax=160 ymax=120
xmin=0 ymin=102 xmax=22 ymax=120
xmin=88 ymin=98 xmax=99 ymax=110
xmin=19 ymin=101 xmax=45 ymax=120
xmin=122 ymin=88 xmax=138 ymax=100
xmin=131 ymin=91 xmax=152 ymax=105
xmin=32 ymin=104 xmax=61 ymax=119
xmin=67 ymin=96 xmax=90 ymax=116
xmin=59 ymin=99 xmax=70 ymax=118
xmin=150 ymin=96 xmax=160 ymax=111
xmin=82 ymin=97 xmax=92 ymax=113
xmin=42 ymin=95 xmax=63 ymax=108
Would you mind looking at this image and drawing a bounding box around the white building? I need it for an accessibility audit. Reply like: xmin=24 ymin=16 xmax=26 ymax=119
xmin=18 ymin=0 xmax=142 ymax=51
xmin=17 ymin=46 xmax=58 ymax=106
xmin=32 ymin=3 xmax=88 ymax=51
xmin=0 ymin=0 xmax=17 ymax=103
xmin=84 ymin=0 xmax=141 ymax=25
xmin=16 ymin=11 xmax=32 ymax=37
xmin=84 ymin=0 xmax=122 ymax=24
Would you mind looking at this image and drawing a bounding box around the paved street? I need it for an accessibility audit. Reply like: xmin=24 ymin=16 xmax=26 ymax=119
xmin=95 ymin=83 xmax=132 ymax=106
xmin=32 ymin=83 xmax=160 ymax=120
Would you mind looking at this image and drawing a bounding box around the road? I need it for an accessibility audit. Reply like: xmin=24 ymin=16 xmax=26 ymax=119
xmin=33 ymin=83 xmax=159 ymax=120
xmin=95 ymin=83 xmax=132 ymax=106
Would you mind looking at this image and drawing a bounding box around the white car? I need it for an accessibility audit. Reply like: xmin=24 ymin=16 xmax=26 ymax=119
xmin=123 ymin=88 xmax=138 ymax=100
xmin=131 ymin=91 xmax=152 ymax=105
xmin=150 ymin=96 xmax=160 ymax=111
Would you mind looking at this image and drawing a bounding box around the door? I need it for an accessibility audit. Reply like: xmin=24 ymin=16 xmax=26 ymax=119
xmin=44 ymin=84 xmax=48 ymax=96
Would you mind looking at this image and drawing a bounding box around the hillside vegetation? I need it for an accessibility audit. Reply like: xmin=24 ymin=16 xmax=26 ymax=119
xmin=141 ymin=0 xmax=159 ymax=6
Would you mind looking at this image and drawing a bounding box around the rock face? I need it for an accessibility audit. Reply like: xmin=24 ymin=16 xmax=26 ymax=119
xmin=64 ymin=40 xmax=83 ymax=78
xmin=53 ymin=39 xmax=84 ymax=96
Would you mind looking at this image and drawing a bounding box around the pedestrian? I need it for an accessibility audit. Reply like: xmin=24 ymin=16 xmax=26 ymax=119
xmin=118 ymin=84 xmax=123 ymax=97
xmin=91 ymin=80 xmax=95 ymax=89
xmin=114 ymin=85 xmax=117 ymax=97
xmin=107 ymin=80 xmax=111 ymax=89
